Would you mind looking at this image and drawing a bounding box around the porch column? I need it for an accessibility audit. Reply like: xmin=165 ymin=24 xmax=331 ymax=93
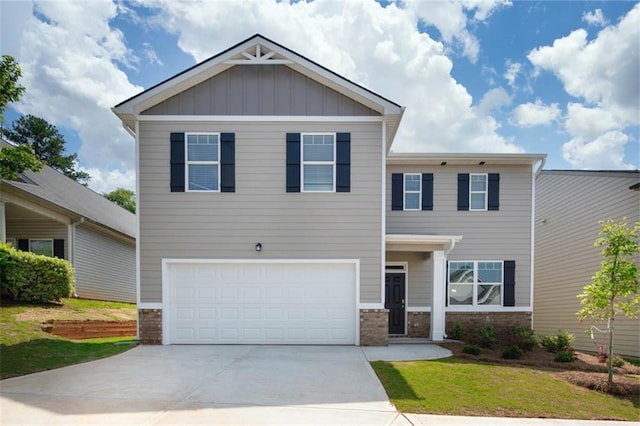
xmin=0 ymin=202 xmax=6 ymax=243
xmin=431 ymin=250 xmax=446 ymax=341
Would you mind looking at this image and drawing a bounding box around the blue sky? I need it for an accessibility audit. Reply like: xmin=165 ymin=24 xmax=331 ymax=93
xmin=1 ymin=0 xmax=638 ymax=193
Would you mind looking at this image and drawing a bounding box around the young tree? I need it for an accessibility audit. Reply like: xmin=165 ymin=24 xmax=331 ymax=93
xmin=577 ymin=218 xmax=640 ymax=387
xmin=0 ymin=55 xmax=26 ymax=122
xmin=1 ymin=114 xmax=90 ymax=185
xmin=103 ymin=188 xmax=136 ymax=213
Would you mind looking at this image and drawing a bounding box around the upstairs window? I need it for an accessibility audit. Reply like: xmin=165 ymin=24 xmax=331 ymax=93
xmin=448 ymin=261 xmax=503 ymax=306
xmin=469 ymin=173 xmax=487 ymax=211
xmin=302 ymin=133 xmax=335 ymax=192
xmin=403 ymin=174 xmax=421 ymax=210
xmin=186 ymin=133 xmax=219 ymax=191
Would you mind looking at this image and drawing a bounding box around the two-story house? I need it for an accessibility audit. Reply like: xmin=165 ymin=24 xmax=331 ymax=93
xmin=113 ymin=34 xmax=545 ymax=345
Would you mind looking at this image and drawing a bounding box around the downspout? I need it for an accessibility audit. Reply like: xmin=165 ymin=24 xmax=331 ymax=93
xmin=530 ymin=156 xmax=545 ymax=329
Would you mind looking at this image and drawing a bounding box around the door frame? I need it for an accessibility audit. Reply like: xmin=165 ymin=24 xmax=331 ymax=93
xmin=385 ymin=262 xmax=408 ymax=335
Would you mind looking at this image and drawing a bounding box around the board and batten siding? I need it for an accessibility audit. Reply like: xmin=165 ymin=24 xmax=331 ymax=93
xmin=142 ymin=65 xmax=379 ymax=117
xmin=534 ymin=171 xmax=640 ymax=358
xmin=5 ymin=219 xmax=68 ymax=259
xmin=73 ymin=224 xmax=136 ymax=303
xmin=386 ymin=164 xmax=534 ymax=307
xmin=138 ymin=120 xmax=383 ymax=304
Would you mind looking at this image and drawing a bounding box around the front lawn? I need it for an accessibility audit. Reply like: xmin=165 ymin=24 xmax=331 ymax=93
xmin=372 ymin=356 xmax=639 ymax=421
xmin=0 ymin=298 xmax=137 ymax=379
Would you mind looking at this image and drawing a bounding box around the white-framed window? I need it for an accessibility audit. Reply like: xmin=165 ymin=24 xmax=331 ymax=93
xmin=469 ymin=173 xmax=488 ymax=211
xmin=448 ymin=261 xmax=503 ymax=306
xmin=186 ymin=133 xmax=220 ymax=192
xmin=302 ymin=133 xmax=335 ymax=192
xmin=29 ymin=239 xmax=54 ymax=257
xmin=403 ymin=174 xmax=421 ymax=211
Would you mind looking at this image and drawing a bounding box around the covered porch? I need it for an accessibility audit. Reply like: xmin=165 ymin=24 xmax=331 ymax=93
xmin=385 ymin=234 xmax=462 ymax=341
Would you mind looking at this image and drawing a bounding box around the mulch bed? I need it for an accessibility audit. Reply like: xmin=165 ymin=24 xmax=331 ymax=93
xmin=439 ymin=342 xmax=640 ymax=401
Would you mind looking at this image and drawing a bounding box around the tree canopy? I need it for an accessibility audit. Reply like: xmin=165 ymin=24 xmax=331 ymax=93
xmin=103 ymin=188 xmax=136 ymax=213
xmin=1 ymin=114 xmax=90 ymax=185
xmin=0 ymin=55 xmax=25 ymax=123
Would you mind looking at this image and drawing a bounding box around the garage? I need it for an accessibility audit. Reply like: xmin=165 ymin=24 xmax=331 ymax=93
xmin=164 ymin=260 xmax=358 ymax=345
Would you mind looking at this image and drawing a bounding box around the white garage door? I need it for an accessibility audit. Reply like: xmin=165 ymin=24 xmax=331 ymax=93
xmin=166 ymin=261 xmax=357 ymax=344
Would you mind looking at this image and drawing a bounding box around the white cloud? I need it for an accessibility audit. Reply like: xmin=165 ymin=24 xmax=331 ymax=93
xmin=9 ymin=0 xmax=142 ymax=193
xmin=528 ymin=3 xmax=640 ymax=169
xmin=503 ymin=60 xmax=521 ymax=88
xmin=134 ymin=0 xmax=521 ymax=154
xmin=562 ymin=131 xmax=633 ymax=169
xmin=582 ymin=9 xmax=609 ymax=27
xmin=478 ymin=87 xmax=511 ymax=114
xmin=511 ymin=100 xmax=561 ymax=127
xmin=78 ymin=166 xmax=136 ymax=194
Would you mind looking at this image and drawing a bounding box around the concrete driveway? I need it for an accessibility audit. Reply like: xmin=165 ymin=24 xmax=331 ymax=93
xmin=0 ymin=344 xmax=449 ymax=425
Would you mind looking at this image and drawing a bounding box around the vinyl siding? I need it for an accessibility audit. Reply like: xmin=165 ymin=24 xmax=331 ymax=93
xmin=139 ymin=120 xmax=383 ymax=303
xmin=142 ymin=65 xmax=379 ymax=117
xmin=5 ymin=219 xmax=67 ymax=259
xmin=386 ymin=165 xmax=533 ymax=307
xmin=73 ymin=224 xmax=136 ymax=303
xmin=534 ymin=171 xmax=640 ymax=358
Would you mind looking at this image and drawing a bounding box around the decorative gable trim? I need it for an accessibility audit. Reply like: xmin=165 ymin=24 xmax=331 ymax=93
xmin=224 ymin=43 xmax=294 ymax=65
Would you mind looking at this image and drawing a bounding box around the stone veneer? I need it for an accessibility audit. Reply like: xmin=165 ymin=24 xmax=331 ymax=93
xmin=407 ymin=311 xmax=431 ymax=338
xmin=360 ymin=309 xmax=389 ymax=346
xmin=138 ymin=309 xmax=162 ymax=344
xmin=445 ymin=311 xmax=532 ymax=342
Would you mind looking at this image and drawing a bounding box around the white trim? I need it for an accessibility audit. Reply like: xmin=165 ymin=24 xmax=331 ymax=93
xmin=137 ymin=115 xmax=383 ymax=123
xmin=387 ymin=152 xmax=547 ymax=166
xmin=359 ymin=303 xmax=385 ymax=310
xmin=446 ymin=306 xmax=532 ymax=313
xmin=135 ymin=120 xmax=141 ymax=314
xmin=380 ymin=120 xmax=387 ymax=307
xmin=385 ymin=261 xmax=408 ymax=271
xmin=469 ymin=173 xmax=488 ymax=211
xmin=530 ymin=162 xmax=536 ymax=329
xmin=407 ymin=306 xmax=431 ymax=312
xmin=300 ymin=132 xmax=336 ymax=193
xmin=161 ymin=258 xmax=360 ymax=346
xmin=185 ymin=132 xmax=221 ymax=193
xmin=402 ymin=173 xmax=421 ymax=211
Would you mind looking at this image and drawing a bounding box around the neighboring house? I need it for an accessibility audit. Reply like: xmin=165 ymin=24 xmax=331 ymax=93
xmin=534 ymin=170 xmax=640 ymax=358
xmin=113 ymin=34 xmax=544 ymax=345
xmin=0 ymin=140 xmax=136 ymax=303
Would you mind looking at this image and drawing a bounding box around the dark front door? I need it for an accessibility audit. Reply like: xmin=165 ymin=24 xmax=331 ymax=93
xmin=385 ymin=273 xmax=406 ymax=335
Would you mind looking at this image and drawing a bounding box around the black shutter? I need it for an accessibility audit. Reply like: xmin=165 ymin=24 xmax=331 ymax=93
xmin=53 ymin=239 xmax=65 ymax=258
xmin=391 ymin=173 xmax=403 ymax=211
xmin=421 ymin=173 xmax=433 ymax=211
xmin=488 ymin=173 xmax=500 ymax=211
xmin=286 ymin=133 xmax=301 ymax=192
xmin=457 ymin=173 xmax=469 ymax=211
xmin=504 ymin=260 xmax=516 ymax=306
xmin=336 ymin=133 xmax=351 ymax=192
xmin=18 ymin=239 xmax=28 ymax=251
xmin=220 ymin=133 xmax=235 ymax=192
xmin=170 ymin=133 xmax=185 ymax=192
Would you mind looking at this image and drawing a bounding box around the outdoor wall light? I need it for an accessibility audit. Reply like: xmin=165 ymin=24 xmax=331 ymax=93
xmin=478 ymin=161 xmax=486 ymax=165
xmin=255 ymin=243 xmax=262 ymax=252
xmin=440 ymin=161 xmax=447 ymax=166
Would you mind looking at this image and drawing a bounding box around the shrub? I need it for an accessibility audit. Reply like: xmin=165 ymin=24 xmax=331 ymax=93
xmin=554 ymin=350 xmax=574 ymax=363
xmin=502 ymin=344 xmax=523 ymax=359
xmin=612 ymin=357 xmax=625 ymax=368
xmin=476 ymin=326 xmax=497 ymax=348
xmin=448 ymin=321 xmax=463 ymax=340
xmin=462 ymin=343 xmax=481 ymax=355
xmin=0 ymin=243 xmax=74 ymax=303
xmin=509 ymin=326 xmax=537 ymax=351
xmin=540 ymin=330 xmax=574 ymax=353
xmin=596 ymin=344 xmax=609 ymax=363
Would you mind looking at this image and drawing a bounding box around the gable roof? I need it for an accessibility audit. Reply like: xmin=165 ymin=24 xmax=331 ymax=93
xmin=1 ymin=140 xmax=136 ymax=239
xmin=113 ymin=33 xmax=405 ymax=148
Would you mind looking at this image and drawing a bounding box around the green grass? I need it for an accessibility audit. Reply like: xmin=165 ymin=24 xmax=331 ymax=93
xmin=372 ymin=358 xmax=639 ymax=421
xmin=1 ymin=298 xmax=137 ymax=379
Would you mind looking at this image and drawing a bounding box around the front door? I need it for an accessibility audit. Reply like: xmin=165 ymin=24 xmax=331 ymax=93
xmin=385 ymin=273 xmax=406 ymax=335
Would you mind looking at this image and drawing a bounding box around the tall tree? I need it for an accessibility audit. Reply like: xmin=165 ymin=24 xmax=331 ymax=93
xmin=1 ymin=114 xmax=90 ymax=185
xmin=103 ymin=188 xmax=136 ymax=213
xmin=0 ymin=55 xmax=26 ymax=122
xmin=577 ymin=218 xmax=640 ymax=387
